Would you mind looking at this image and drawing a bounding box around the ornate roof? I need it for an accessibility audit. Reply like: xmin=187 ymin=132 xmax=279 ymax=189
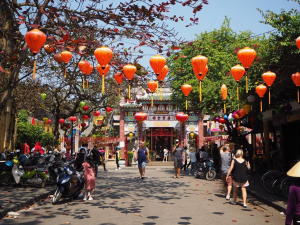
xmin=137 ymin=94 xmax=173 ymax=101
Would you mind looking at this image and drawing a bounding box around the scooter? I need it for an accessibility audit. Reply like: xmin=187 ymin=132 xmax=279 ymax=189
xmin=12 ymin=154 xmax=48 ymax=188
xmin=194 ymin=158 xmax=217 ymax=181
xmin=0 ymin=160 xmax=14 ymax=186
xmin=52 ymin=161 xmax=84 ymax=204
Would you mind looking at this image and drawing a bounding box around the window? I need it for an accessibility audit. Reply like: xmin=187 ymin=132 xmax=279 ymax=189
xmin=166 ymin=104 xmax=173 ymax=111
xmin=149 ymin=105 xmax=157 ymax=111
xmin=142 ymin=105 xmax=148 ymax=111
xmin=158 ymin=104 xmax=165 ymax=110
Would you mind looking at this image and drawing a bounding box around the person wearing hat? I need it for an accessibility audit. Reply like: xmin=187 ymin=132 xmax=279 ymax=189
xmin=172 ymin=139 xmax=185 ymax=179
xmin=286 ymin=162 xmax=300 ymax=225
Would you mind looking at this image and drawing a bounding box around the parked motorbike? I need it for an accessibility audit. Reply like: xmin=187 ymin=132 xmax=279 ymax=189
xmin=52 ymin=161 xmax=84 ymax=204
xmin=194 ymin=158 xmax=217 ymax=181
xmin=0 ymin=160 xmax=14 ymax=186
xmin=12 ymin=154 xmax=49 ymax=188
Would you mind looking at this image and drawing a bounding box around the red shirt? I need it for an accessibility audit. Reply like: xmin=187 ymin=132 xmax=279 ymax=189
xmin=21 ymin=143 xmax=30 ymax=154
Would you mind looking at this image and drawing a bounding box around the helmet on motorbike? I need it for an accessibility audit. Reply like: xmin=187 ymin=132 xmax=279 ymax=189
xmin=18 ymin=154 xmax=29 ymax=166
xmin=6 ymin=160 xmax=13 ymax=167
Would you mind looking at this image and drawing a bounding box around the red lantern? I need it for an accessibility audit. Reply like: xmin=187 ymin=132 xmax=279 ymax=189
xmin=94 ymin=46 xmax=113 ymax=67
xmin=219 ymin=117 xmax=226 ymax=124
xmin=292 ymin=72 xmax=300 ymax=102
xmin=83 ymin=105 xmax=89 ymax=111
xmin=123 ymin=64 xmax=137 ymax=99
xmin=47 ymin=119 xmax=52 ymax=124
xmin=86 ymin=64 xmax=93 ymax=75
xmin=114 ymin=72 xmax=123 ymax=97
xmin=237 ymin=47 xmax=257 ymax=93
xmin=78 ymin=60 xmax=90 ymax=75
xmin=192 ymin=55 xmax=208 ymax=102
xmin=61 ymin=51 xmax=72 ymax=64
xmin=105 ymin=107 xmax=113 ymax=112
xmin=147 ymin=81 xmax=158 ymax=106
xmin=59 ymin=119 xmax=65 ymax=124
xmin=176 ymin=112 xmax=189 ymax=122
xmin=231 ymin=64 xmax=245 ymax=100
xmin=44 ymin=45 xmax=56 ymax=54
xmin=69 ymin=116 xmax=77 ymax=122
xmin=239 ymin=109 xmax=246 ymax=118
xmin=296 ymin=36 xmax=300 ymax=50
xmin=61 ymin=51 xmax=72 ymax=78
xmin=262 ymin=71 xmax=276 ymax=105
xmin=221 ymin=84 xmax=227 ymax=113
xmin=157 ymin=65 xmax=169 ymax=81
xmin=181 ymin=84 xmax=192 ymax=110
xmin=134 ymin=112 xmax=148 ymax=126
xmin=191 ymin=55 xmax=208 ymax=75
xmin=256 ymin=84 xmax=267 ymax=112
xmin=93 ymin=111 xmax=101 ymax=117
xmin=81 ymin=122 xmax=87 ymax=128
xmin=53 ymin=53 xmax=64 ymax=63
xmin=82 ymin=115 xmax=89 ymax=121
xmin=150 ymin=55 xmax=166 ymax=76
xmin=25 ymin=29 xmax=47 ymax=79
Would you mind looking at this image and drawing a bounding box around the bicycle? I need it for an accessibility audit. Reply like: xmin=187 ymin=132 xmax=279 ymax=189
xmin=262 ymin=164 xmax=285 ymax=194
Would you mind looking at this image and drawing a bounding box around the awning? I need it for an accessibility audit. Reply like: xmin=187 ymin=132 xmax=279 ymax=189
xmin=143 ymin=121 xmax=179 ymax=128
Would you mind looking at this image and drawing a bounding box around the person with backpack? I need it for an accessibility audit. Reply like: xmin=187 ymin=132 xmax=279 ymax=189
xmin=99 ymin=148 xmax=107 ymax=171
xmin=83 ymin=156 xmax=96 ymax=201
xmin=220 ymin=145 xmax=234 ymax=200
xmin=115 ymin=146 xmax=121 ymax=170
xmin=172 ymin=140 xmax=185 ymax=179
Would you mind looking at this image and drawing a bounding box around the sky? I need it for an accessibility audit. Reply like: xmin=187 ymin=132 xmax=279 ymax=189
xmin=130 ymin=0 xmax=300 ymax=70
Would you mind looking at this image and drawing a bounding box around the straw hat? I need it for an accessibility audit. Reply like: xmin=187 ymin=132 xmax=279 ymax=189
xmin=287 ymin=161 xmax=300 ymax=177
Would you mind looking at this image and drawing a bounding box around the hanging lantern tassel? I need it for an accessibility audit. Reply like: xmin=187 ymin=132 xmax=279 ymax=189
xmin=151 ymin=93 xmax=154 ymax=106
xmin=157 ymin=81 xmax=159 ymax=96
xmin=64 ymin=66 xmax=67 ymax=78
xmin=86 ymin=77 xmax=89 ymax=88
xmin=224 ymin=101 xmax=226 ymax=114
xmin=33 ymin=60 xmax=36 ymax=79
xmin=298 ymin=88 xmax=299 ymax=103
xmin=160 ymin=85 xmax=162 ymax=101
xmin=102 ymin=74 xmax=105 ymax=94
xmin=199 ymin=80 xmax=202 ymax=102
xmin=185 ymin=97 xmax=188 ymax=110
xmin=129 ymin=84 xmax=131 ymax=100
xmin=118 ymin=84 xmax=120 ymax=97
xmin=237 ymin=83 xmax=239 ymax=100
xmin=246 ymin=74 xmax=248 ymax=93
xmin=83 ymin=76 xmax=85 ymax=89
xmin=260 ymin=98 xmax=263 ymax=112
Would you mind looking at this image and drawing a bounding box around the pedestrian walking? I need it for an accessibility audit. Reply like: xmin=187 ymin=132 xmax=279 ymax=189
xmin=172 ymin=139 xmax=185 ymax=179
xmin=163 ymin=148 xmax=169 ymax=162
xmin=115 ymin=146 xmax=121 ymax=170
xmin=285 ymin=161 xmax=300 ymax=225
xmin=134 ymin=142 xmax=150 ymax=179
xmin=220 ymin=145 xmax=234 ymax=200
xmin=181 ymin=146 xmax=188 ymax=171
xmin=189 ymin=149 xmax=197 ymax=176
xmin=53 ymin=145 xmax=59 ymax=154
xmin=226 ymin=149 xmax=249 ymax=207
xmin=91 ymin=146 xmax=101 ymax=177
xmin=99 ymin=148 xmax=107 ymax=171
xmin=212 ymin=144 xmax=220 ymax=173
xmin=82 ymin=156 xmax=95 ymax=201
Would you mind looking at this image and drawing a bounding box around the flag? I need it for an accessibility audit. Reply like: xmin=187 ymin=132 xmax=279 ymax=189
xmin=31 ymin=115 xmax=35 ymax=125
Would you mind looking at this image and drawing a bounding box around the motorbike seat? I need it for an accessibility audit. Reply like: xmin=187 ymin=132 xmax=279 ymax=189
xmin=24 ymin=165 xmax=36 ymax=171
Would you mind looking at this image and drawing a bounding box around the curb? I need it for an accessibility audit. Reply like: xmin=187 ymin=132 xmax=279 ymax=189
xmin=246 ymin=189 xmax=286 ymax=213
xmin=0 ymin=188 xmax=55 ymax=219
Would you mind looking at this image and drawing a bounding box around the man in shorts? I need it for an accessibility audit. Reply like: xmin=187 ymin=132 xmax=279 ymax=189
xmin=134 ymin=142 xmax=150 ymax=179
xmin=172 ymin=140 xmax=185 ymax=179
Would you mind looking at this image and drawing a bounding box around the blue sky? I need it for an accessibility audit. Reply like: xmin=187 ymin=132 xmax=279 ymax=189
xmin=132 ymin=0 xmax=299 ymax=70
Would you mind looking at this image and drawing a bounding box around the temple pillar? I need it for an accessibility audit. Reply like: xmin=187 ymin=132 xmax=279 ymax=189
xmin=120 ymin=109 xmax=125 ymax=159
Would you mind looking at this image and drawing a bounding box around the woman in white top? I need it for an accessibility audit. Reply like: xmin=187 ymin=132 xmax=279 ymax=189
xmin=163 ymin=148 xmax=169 ymax=162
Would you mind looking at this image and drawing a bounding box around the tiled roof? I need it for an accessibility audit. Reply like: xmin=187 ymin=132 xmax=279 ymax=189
xmin=138 ymin=94 xmax=173 ymax=101
xmin=120 ymin=103 xmax=142 ymax=108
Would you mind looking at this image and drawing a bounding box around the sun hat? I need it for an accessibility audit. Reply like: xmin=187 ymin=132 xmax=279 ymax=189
xmin=287 ymin=161 xmax=300 ymax=177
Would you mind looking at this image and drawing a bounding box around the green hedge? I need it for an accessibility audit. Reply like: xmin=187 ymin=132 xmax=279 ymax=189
xmin=127 ymin=151 xmax=133 ymax=162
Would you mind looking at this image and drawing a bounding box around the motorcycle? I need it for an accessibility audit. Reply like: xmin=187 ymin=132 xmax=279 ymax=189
xmin=0 ymin=160 xmax=14 ymax=186
xmin=12 ymin=154 xmax=49 ymax=188
xmin=194 ymin=158 xmax=217 ymax=181
xmin=52 ymin=161 xmax=84 ymax=205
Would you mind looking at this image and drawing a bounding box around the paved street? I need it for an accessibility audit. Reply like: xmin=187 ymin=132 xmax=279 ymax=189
xmin=1 ymin=169 xmax=285 ymax=225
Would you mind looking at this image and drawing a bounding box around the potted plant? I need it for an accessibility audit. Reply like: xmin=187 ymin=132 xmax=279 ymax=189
xmin=127 ymin=151 xmax=133 ymax=166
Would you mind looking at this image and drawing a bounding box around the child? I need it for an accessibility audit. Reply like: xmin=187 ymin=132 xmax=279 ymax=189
xmin=83 ymin=156 xmax=96 ymax=200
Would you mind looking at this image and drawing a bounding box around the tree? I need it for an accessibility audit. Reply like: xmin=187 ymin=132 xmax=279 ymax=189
xmin=0 ymin=0 xmax=209 ymax=115
xmin=168 ymin=17 xmax=270 ymax=114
